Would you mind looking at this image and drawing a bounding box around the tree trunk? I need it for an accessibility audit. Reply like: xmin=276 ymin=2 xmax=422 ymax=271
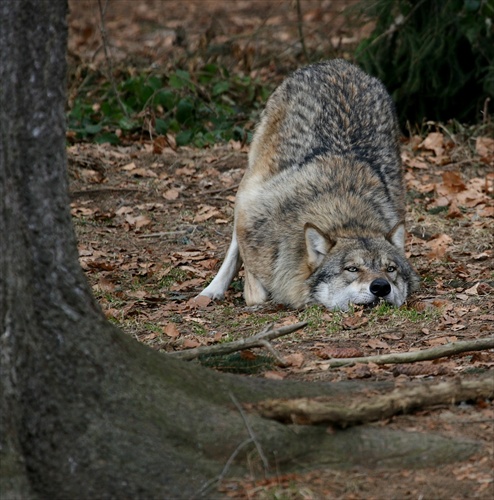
xmin=0 ymin=1 xmax=481 ymax=498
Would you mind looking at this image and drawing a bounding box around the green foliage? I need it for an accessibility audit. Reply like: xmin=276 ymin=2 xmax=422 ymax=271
xmin=368 ymin=302 xmax=440 ymax=322
xmin=158 ymin=267 xmax=190 ymax=290
xmin=299 ymin=305 xmax=343 ymax=334
xmin=353 ymin=0 xmax=494 ymax=125
xmin=199 ymin=352 xmax=275 ymax=374
xmin=68 ymin=64 xmax=272 ymax=146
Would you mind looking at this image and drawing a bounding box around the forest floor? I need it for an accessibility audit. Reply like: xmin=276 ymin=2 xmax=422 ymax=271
xmin=68 ymin=1 xmax=493 ymax=498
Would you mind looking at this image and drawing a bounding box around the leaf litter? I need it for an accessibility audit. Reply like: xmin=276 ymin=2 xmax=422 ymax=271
xmin=67 ymin=1 xmax=493 ymax=498
xmin=69 ymin=129 xmax=494 ymax=498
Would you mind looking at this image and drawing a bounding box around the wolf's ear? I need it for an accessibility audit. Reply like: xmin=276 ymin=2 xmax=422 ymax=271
xmin=304 ymin=223 xmax=335 ymax=270
xmin=386 ymin=222 xmax=405 ymax=250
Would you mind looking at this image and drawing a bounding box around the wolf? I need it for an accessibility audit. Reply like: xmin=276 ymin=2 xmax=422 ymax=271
xmin=198 ymin=59 xmax=419 ymax=310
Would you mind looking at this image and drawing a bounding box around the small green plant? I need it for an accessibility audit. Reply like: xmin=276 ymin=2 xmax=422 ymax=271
xmin=199 ymin=352 xmax=275 ymax=374
xmin=190 ymin=322 xmax=207 ymax=336
xmin=158 ymin=267 xmax=190 ymax=290
xmin=299 ymin=304 xmax=325 ymax=328
xmin=68 ymin=64 xmax=272 ymax=146
xmin=144 ymin=322 xmax=162 ymax=334
xmin=299 ymin=304 xmax=344 ymax=334
xmin=369 ymin=302 xmax=441 ymax=323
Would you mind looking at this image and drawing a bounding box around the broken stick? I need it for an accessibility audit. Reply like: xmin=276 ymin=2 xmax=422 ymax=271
xmin=321 ymin=337 xmax=494 ymax=368
xmin=167 ymin=321 xmax=308 ymax=362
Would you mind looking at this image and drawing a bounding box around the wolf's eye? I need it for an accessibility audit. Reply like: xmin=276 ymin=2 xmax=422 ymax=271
xmin=386 ymin=265 xmax=397 ymax=273
xmin=345 ymin=266 xmax=359 ymax=272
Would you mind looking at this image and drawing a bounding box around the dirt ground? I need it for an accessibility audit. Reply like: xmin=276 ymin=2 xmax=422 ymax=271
xmin=67 ymin=1 xmax=493 ymax=498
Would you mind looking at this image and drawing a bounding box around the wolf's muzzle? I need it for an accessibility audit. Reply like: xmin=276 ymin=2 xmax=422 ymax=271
xmin=370 ymin=278 xmax=391 ymax=297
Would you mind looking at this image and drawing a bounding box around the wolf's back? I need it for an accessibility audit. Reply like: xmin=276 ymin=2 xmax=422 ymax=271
xmin=248 ymin=59 xmax=404 ymax=218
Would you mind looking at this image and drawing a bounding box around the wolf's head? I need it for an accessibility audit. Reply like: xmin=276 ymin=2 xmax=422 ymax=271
xmin=304 ymin=223 xmax=419 ymax=311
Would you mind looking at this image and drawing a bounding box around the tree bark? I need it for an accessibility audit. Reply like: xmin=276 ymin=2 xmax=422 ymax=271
xmin=0 ymin=1 xmax=484 ymax=499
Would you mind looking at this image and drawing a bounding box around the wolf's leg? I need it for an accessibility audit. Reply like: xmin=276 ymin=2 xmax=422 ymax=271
xmin=198 ymin=230 xmax=242 ymax=300
xmin=244 ymin=270 xmax=268 ymax=305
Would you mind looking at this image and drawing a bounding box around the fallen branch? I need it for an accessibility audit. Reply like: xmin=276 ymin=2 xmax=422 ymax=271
xmin=167 ymin=321 xmax=307 ymax=362
xmin=253 ymin=374 xmax=494 ymax=427
xmin=321 ymin=337 xmax=494 ymax=368
xmin=138 ymin=229 xmax=191 ymax=239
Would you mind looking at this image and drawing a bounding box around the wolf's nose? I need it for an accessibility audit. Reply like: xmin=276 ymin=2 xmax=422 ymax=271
xmin=370 ymin=278 xmax=391 ymax=297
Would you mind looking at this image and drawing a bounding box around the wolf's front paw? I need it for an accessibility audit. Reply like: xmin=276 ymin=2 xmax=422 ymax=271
xmin=196 ymin=287 xmax=225 ymax=301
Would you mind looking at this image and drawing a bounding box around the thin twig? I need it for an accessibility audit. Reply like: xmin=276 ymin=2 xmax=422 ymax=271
xmin=194 ymin=437 xmax=252 ymax=498
xmin=97 ymin=0 xmax=129 ymax=117
xmin=230 ymin=393 xmax=270 ymax=472
xmin=70 ymin=187 xmax=143 ymax=197
xmin=320 ymin=337 xmax=494 ymax=368
xmin=192 ymin=183 xmax=240 ymax=197
xmin=259 ymin=339 xmax=288 ymax=367
xmin=355 ymin=0 xmax=428 ymax=55
xmin=295 ymin=0 xmax=309 ymax=62
xmin=194 ymin=392 xmax=272 ymax=497
xmin=482 ymin=97 xmax=491 ymax=125
xmin=137 ymin=230 xmax=191 ymax=239
xmin=167 ymin=321 xmax=308 ymax=361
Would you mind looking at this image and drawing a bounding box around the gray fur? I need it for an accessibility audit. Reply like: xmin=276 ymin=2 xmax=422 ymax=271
xmin=199 ymin=60 xmax=419 ymax=310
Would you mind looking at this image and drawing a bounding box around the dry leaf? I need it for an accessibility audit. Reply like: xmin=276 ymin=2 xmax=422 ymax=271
xmin=344 ymin=363 xmax=373 ymax=379
xmin=464 ymin=282 xmax=480 ymax=295
xmin=80 ymin=169 xmax=105 ymax=183
xmin=411 ymin=300 xmax=436 ymax=312
xmin=171 ymin=278 xmax=202 ymax=291
xmin=187 ymin=295 xmax=212 ymax=308
xmin=366 ymin=339 xmax=389 ymax=350
xmin=121 ymin=162 xmax=137 ymax=171
xmin=446 ymin=198 xmax=463 ymax=218
xmin=420 ymin=132 xmax=444 ymax=157
xmin=183 ymin=338 xmax=201 ymax=348
xmin=128 ymin=167 xmax=158 ymax=178
xmin=95 ymin=277 xmax=116 ymax=292
xmin=152 ymin=136 xmax=167 ymax=154
xmin=316 ymin=347 xmax=364 ymax=359
xmin=176 ymin=166 xmax=195 ymax=176
xmin=406 ymin=157 xmax=429 ymax=169
xmin=125 ymin=214 xmax=151 ymax=229
xmin=475 ymin=136 xmax=494 ymax=158
xmin=393 ymin=362 xmax=447 ymax=377
xmin=240 ymin=350 xmax=257 ymax=360
xmin=441 ymin=171 xmax=466 ymax=194
xmin=163 ymin=188 xmax=179 ymax=200
xmin=283 ymin=353 xmax=305 ymax=368
xmin=426 ymin=233 xmax=453 ymax=259
xmin=141 ymin=332 xmax=158 ymax=341
xmin=342 ymin=316 xmax=369 ymax=330
xmin=163 ymin=323 xmax=180 ymax=338
xmin=193 ymin=205 xmax=221 ymax=223
xmin=264 ymin=371 xmax=286 ymax=380
xmin=477 ymin=282 xmax=493 ymax=295
xmin=478 ymin=206 xmax=494 ymax=217
xmin=478 ymin=314 xmax=494 ymax=321
xmin=425 ymin=336 xmax=457 ymax=346
xmin=115 ymin=206 xmax=133 ymax=216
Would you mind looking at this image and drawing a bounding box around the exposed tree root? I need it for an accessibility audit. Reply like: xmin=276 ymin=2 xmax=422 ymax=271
xmin=252 ymin=374 xmax=494 ymax=427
